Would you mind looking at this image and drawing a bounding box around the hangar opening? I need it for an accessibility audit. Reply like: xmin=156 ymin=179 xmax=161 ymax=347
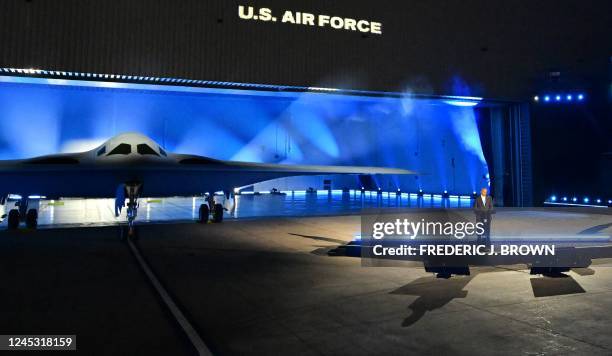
xmin=0 ymin=70 xmax=531 ymax=215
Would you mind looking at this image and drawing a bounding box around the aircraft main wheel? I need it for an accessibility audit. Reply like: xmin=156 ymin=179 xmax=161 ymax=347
xmin=25 ymin=209 xmax=38 ymax=229
xmin=198 ymin=204 xmax=209 ymax=223
xmin=212 ymin=203 xmax=223 ymax=223
xmin=7 ymin=209 xmax=20 ymax=230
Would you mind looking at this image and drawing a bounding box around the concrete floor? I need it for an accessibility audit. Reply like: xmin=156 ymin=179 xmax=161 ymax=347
xmin=1 ymin=211 xmax=611 ymax=355
xmin=0 ymin=227 xmax=195 ymax=355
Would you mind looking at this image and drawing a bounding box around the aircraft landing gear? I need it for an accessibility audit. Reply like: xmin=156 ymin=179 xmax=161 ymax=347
xmin=119 ymin=182 xmax=142 ymax=241
xmin=5 ymin=196 xmax=39 ymax=230
xmin=212 ymin=203 xmax=224 ymax=223
xmin=198 ymin=204 xmax=209 ymax=223
xmin=197 ymin=202 xmax=224 ymax=223
xmin=7 ymin=209 xmax=20 ymax=230
xmin=198 ymin=192 xmax=227 ymax=224
xmin=25 ymin=209 xmax=38 ymax=228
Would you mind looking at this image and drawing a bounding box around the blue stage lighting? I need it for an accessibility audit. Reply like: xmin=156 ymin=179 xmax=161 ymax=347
xmin=572 ymin=197 xmax=577 ymax=202
xmin=577 ymin=94 xmax=584 ymax=100
xmin=544 ymin=96 xmax=550 ymax=102
xmin=550 ymin=195 xmax=557 ymax=202
xmin=596 ymin=199 xmax=601 ymax=204
xmin=555 ymin=95 xmax=561 ymax=101
xmin=562 ymin=197 xmax=568 ymax=202
xmin=533 ymin=96 xmax=539 ymax=102
xmin=443 ymin=100 xmax=479 ymax=107
xmin=583 ymin=197 xmax=589 ymax=203
xmin=566 ymin=95 xmax=572 ymax=101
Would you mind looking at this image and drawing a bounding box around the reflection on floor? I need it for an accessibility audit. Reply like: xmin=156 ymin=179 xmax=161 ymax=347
xmin=2 ymin=191 xmax=475 ymax=228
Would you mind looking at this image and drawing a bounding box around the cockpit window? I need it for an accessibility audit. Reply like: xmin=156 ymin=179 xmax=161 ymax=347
xmin=97 ymin=146 xmax=106 ymax=156
xmin=159 ymin=147 xmax=167 ymax=157
xmin=107 ymin=143 xmax=132 ymax=155
xmin=137 ymin=144 xmax=160 ymax=156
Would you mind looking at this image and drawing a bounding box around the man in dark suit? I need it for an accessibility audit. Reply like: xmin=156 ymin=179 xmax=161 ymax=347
xmin=473 ymin=187 xmax=494 ymax=245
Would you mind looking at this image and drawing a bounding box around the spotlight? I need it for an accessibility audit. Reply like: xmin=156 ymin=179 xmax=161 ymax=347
xmin=471 ymin=191 xmax=478 ymax=199
xmin=566 ymin=94 xmax=572 ymax=101
xmin=442 ymin=190 xmax=450 ymax=198
xmin=596 ymin=199 xmax=601 ymax=204
xmin=417 ymin=189 xmax=424 ymax=197
xmin=533 ymin=96 xmax=539 ymax=102
xmin=544 ymin=95 xmax=550 ymax=102
xmin=572 ymin=197 xmax=577 ymax=202
xmin=562 ymin=197 xmax=568 ymax=202
xmin=577 ymin=94 xmax=584 ymax=100
xmin=377 ymin=187 xmax=382 ymax=195
xmin=555 ymin=95 xmax=561 ymax=101
xmin=583 ymin=197 xmax=589 ymax=203
xmin=550 ymin=195 xmax=557 ymax=202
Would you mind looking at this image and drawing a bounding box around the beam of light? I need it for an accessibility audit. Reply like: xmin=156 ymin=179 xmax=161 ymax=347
xmin=0 ymin=74 xmax=489 ymax=196
xmin=443 ymin=100 xmax=479 ymax=107
xmin=0 ymin=91 xmax=62 ymax=158
xmin=449 ymin=108 xmax=487 ymax=169
xmin=286 ymin=98 xmax=340 ymax=159
xmin=175 ymin=119 xmax=245 ymax=159
xmin=60 ymin=138 xmax=108 ymax=153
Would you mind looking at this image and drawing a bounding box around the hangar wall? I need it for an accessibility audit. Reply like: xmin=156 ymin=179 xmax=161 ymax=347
xmin=0 ymin=0 xmax=609 ymax=100
xmin=0 ymin=78 xmax=488 ymax=195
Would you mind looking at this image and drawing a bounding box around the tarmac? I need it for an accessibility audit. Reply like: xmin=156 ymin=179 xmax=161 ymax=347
xmin=1 ymin=210 xmax=612 ymax=355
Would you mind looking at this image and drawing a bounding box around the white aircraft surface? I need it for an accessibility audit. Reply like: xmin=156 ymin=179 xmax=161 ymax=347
xmin=0 ymin=132 xmax=414 ymax=237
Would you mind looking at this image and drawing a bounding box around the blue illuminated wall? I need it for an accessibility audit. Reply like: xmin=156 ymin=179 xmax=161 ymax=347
xmin=0 ymin=77 xmax=489 ymax=194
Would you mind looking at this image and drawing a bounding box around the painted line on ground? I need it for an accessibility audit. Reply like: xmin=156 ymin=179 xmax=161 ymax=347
xmin=127 ymin=237 xmax=213 ymax=356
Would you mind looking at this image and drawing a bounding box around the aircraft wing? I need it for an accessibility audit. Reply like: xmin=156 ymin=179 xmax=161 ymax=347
xmin=209 ymin=159 xmax=414 ymax=175
xmin=164 ymin=154 xmax=415 ymax=196
xmin=0 ymin=133 xmax=416 ymax=198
